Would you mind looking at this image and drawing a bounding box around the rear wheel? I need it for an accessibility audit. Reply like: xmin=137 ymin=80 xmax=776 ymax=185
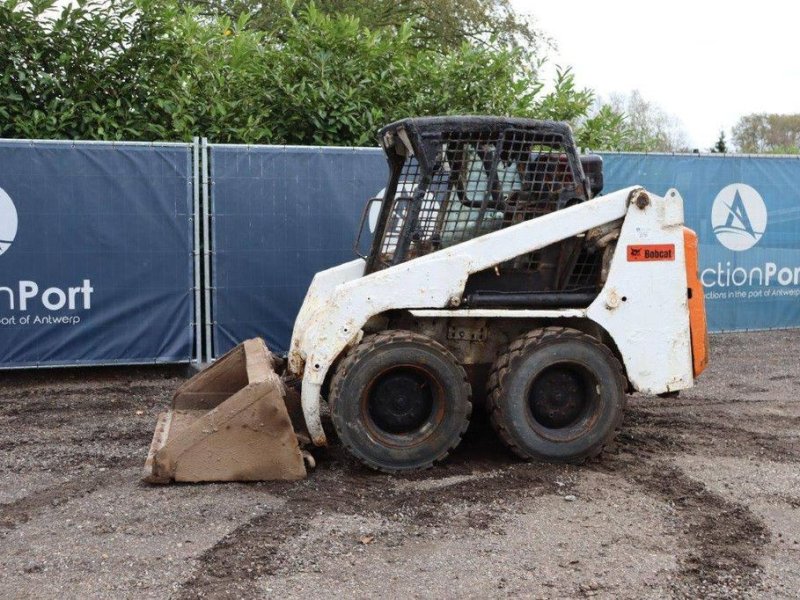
xmin=329 ymin=331 xmax=472 ymax=472
xmin=487 ymin=327 xmax=625 ymax=462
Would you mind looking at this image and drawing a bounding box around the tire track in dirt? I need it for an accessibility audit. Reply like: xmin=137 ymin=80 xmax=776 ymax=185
xmin=178 ymin=400 xmax=782 ymax=599
xmin=621 ymin=406 xmax=800 ymax=464
xmin=0 ymin=390 xmax=165 ymax=423
xmin=175 ymin=436 xmax=552 ymax=599
xmin=0 ymin=469 xmax=128 ymax=532
xmin=604 ymin=407 xmax=774 ymax=598
xmin=1 ymin=376 xmax=152 ymax=531
xmin=625 ymin=462 xmax=769 ymax=599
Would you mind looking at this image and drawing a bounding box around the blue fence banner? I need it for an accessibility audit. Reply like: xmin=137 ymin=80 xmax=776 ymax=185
xmin=18 ymin=141 xmax=795 ymax=366
xmin=0 ymin=140 xmax=195 ymax=368
xmin=3 ymin=140 xmax=796 ymax=366
xmin=603 ymin=153 xmax=800 ymax=332
xmin=209 ymin=148 xmax=800 ymax=357
xmin=210 ymin=145 xmax=386 ymax=355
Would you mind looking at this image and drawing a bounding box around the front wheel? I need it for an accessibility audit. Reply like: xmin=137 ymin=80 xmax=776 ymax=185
xmin=329 ymin=331 xmax=472 ymax=472
xmin=487 ymin=327 xmax=625 ymax=462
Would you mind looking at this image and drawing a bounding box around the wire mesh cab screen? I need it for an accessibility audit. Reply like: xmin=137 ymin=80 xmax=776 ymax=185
xmin=370 ymin=117 xmax=587 ymax=272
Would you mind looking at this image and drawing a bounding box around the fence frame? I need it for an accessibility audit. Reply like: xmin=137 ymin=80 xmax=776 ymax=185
xmin=0 ymin=137 xmax=198 ymax=369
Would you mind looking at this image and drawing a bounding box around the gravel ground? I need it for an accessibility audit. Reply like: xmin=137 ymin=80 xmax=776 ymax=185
xmin=0 ymin=330 xmax=798 ymax=599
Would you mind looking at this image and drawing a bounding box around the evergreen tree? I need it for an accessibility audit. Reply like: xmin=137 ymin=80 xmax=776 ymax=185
xmin=711 ymin=130 xmax=728 ymax=153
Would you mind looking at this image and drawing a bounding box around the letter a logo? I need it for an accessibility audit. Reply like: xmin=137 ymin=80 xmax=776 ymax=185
xmin=0 ymin=187 xmax=18 ymax=257
xmin=711 ymin=184 xmax=767 ymax=251
xmin=724 ymin=190 xmax=756 ymax=236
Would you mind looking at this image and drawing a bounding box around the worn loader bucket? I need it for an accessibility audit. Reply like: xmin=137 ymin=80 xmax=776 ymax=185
xmin=143 ymin=338 xmax=307 ymax=483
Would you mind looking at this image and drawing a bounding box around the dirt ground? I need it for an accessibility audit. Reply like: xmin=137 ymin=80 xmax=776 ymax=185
xmin=0 ymin=330 xmax=798 ymax=599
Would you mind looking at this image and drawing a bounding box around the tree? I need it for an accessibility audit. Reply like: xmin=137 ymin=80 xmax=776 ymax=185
xmin=732 ymin=113 xmax=800 ymax=154
xmin=0 ymin=0 xmax=190 ymax=140
xmin=1 ymin=0 xmax=626 ymax=148
xmin=710 ymin=130 xmax=727 ymax=153
xmin=608 ymin=90 xmax=689 ymax=152
xmin=188 ymin=0 xmax=548 ymax=56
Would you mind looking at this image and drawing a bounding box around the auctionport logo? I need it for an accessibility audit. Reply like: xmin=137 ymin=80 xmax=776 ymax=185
xmin=0 ymin=187 xmax=94 ymax=326
xmin=711 ymin=183 xmax=767 ymax=251
xmin=703 ymin=182 xmax=800 ymax=299
xmin=0 ymin=187 xmax=18 ymax=256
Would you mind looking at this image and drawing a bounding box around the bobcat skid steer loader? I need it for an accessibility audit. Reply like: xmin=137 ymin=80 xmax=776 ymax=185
xmin=144 ymin=116 xmax=708 ymax=483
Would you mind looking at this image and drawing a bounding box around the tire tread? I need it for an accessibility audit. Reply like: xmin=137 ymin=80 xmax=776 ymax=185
xmin=329 ymin=330 xmax=472 ymax=473
xmin=486 ymin=327 xmax=626 ymax=463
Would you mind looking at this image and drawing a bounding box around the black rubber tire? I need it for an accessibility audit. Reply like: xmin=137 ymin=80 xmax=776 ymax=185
xmin=329 ymin=330 xmax=472 ymax=473
xmin=487 ymin=327 xmax=626 ymax=463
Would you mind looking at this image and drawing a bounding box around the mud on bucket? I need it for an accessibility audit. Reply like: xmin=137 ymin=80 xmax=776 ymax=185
xmin=143 ymin=338 xmax=307 ymax=483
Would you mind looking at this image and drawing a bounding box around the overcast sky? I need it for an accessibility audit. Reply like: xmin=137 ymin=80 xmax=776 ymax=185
xmin=513 ymin=0 xmax=800 ymax=149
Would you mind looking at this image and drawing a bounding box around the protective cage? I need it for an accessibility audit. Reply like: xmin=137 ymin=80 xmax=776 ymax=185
xmin=366 ymin=116 xmax=607 ymax=304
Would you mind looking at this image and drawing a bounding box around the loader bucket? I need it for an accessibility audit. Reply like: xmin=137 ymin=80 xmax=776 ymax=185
xmin=143 ymin=338 xmax=307 ymax=483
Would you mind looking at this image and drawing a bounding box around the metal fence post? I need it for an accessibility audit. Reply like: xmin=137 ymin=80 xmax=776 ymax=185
xmin=192 ymin=137 xmax=202 ymax=364
xmin=201 ymin=138 xmax=213 ymax=363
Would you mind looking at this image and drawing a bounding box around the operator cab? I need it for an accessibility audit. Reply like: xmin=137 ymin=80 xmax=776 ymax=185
xmin=355 ymin=116 xmax=608 ymax=308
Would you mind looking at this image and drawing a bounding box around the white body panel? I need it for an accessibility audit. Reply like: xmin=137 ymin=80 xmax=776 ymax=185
xmin=288 ymin=186 xmax=693 ymax=445
xmin=587 ymin=188 xmax=692 ymax=394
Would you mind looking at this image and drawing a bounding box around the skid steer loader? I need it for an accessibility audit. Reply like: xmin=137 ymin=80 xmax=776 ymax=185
xmin=144 ymin=116 xmax=708 ymax=483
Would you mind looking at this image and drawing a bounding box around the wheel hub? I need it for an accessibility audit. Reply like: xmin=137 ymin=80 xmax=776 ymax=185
xmin=367 ymin=369 xmax=434 ymax=435
xmin=528 ymin=365 xmax=593 ymax=429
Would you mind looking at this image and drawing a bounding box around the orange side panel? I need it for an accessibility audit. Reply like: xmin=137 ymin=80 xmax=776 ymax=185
xmin=683 ymin=228 xmax=709 ymax=377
